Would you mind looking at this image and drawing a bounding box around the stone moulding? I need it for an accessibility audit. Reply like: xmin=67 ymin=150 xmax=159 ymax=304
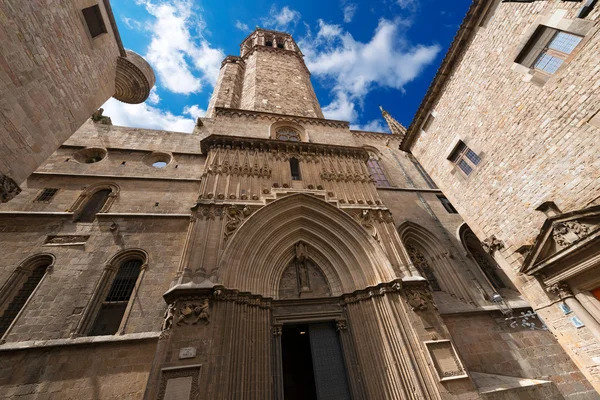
xmin=200 ymin=134 xmax=369 ymax=160
xmin=44 ymin=235 xmax=90 ymax=246
xmin=213 ymin=107 xmax=349 ymax=129
xmin=424 ymin=339 xmax=468 ymax=382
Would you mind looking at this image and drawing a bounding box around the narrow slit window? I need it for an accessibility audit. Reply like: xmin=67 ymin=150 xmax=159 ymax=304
xmin=437 ymin=196 xmax=458 ymax=214
xmin=367 ymin=153 xmax=391 ymax=187
xmin=34 ymin=188 xmax=59 ymax=203
xmin=290 ymin=158 xmax=301 ymax=181
xmin=82 ymin=5 xmax=107 ymax=38
xmin=90 ymin=259 xmax=142 ymax=336
xmin=448 ymin=141 xmax=481 ymax=176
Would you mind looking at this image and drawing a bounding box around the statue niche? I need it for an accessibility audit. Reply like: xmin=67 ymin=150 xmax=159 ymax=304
xmin=278 ymin=242 xmax=331 ymax=299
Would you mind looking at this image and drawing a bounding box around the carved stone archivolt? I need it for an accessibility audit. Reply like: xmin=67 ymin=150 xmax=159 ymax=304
xmin=552 ymin=221 xmax=590 ymax=248
xmin=481 ymin=235 xmax=505 ymax=255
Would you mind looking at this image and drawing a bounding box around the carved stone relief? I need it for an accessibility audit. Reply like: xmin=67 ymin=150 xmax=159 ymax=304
xmin=224 ymin=206 xmax=253 ymax=241
xmin=0 ymin=172 xmax=21 ymax=203
xmin=404 ymin=285 xmax=437 ymax=311
xmin=481 ymin=235 xmax=505 ymax=254
xmin=176 ymin=299 xmax=210 ymax=325
xmin=552 ymin=221 xmax=590 ymax=248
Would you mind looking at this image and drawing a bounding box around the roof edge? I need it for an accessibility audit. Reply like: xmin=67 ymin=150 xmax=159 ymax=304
xmin=401 ymin=0 xmax=490 ymax=151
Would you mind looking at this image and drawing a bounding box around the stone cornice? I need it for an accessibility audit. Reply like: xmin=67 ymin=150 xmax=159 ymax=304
xmin=351 ymin=130 xmax=402 ymax=140
xmin=214 ymin=107 xmax=349 ymax=128
xmin=200 ymin=134 xmax=369 ymax=159
xmin=402 ymin=0 xmax=488 ymax=151
xmin=241 ymin=45 xmax=310 ymax=74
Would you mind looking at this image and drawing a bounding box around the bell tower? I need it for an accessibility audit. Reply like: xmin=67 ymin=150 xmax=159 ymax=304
xmin=206 ymin=28 xmax=324 ymax=119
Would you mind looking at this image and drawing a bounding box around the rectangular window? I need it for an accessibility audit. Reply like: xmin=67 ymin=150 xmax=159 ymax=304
xmin=448 ymin=141 xmax=480 ymax=176
xmin=517 ymin=27 xmax=582 ymax=75
xmin=422 ymin=113 xmax=435 ymax=132
xmin=34 ymin=188 xmax=59 ymax=203
xmin=437 ymin=196 xmax=458 ymax=214
xmin=82 ymin=5 xmax=107 ymax=38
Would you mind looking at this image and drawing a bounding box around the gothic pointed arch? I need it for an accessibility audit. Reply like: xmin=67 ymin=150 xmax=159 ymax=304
xmin=458 ymin=224 xmax=509 ymax=290
xmin=278 ymin=242 xmax=332 ymax=299
xmin=398 ymin=221 xmax=475 ymax=305
xmin=217 ymin=193 xmax=395 ymax=298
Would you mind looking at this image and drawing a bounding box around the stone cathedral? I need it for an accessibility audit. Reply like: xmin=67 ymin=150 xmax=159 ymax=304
xmin=0 ymin=19 xmax=599 ymax=400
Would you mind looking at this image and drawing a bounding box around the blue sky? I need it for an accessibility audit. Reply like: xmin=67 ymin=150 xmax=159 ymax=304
xmin=103 ymin=0 xmax=471 ymax=133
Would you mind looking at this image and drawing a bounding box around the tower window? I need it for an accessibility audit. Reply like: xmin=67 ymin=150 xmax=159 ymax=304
xmin=437 ymin=196 xmax=458 ymax=214
xmin=448 ymin=141 xmax=481 ymax=176
xmin=90 ymin=259 xmax=142 ymax=336
xmin=34 ymin=188 xmax=59 ymax=203
xmin=276 ymin=127 xmax=301 ymax=142
xmin=82 ymin=5 xmax=107 ymax=39
xmin=367 ymin=153 xmax=391 ymax=187
xmin=265 ymin=40 xmax=273 ymax=47
xmin=517 ymin=26 xmax=582 ymax=75
xmin=290 ymin=158 xmax=301 ymax=181
xmin=277 ymin=43 xmax=285 ymax=49
xmin=76 ymin=189 xmax=112 ymax=222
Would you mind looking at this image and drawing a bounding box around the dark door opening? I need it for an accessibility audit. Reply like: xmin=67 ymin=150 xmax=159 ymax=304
xmin=281 ymin=322 xmax=351 ymax=400
xmin=282 ymin=324 xmax=318 ymax=400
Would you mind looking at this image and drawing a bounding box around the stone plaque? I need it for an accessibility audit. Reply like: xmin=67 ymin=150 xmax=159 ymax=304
xmin=164 ymin=376 xmax=192 ymax=400
xmin=425 ymin=340 xmax=468 ymax=381
xmin=158 ymin=365 xmax=201 ymax=400
xmin=179 ymin=347 xmax=197 ymax=359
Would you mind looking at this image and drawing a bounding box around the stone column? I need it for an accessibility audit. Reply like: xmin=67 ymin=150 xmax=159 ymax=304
xmin=549 ymin=283 xmax=600 ymax=342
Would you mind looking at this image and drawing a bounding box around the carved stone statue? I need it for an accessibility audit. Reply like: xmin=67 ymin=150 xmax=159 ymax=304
xmin=91 ymin=108 xmax=112 ymax=125
xmin=161 ymin=303 xmax=175 ymax=333
xmin=177 ymin=298 xmax=210 ymax=325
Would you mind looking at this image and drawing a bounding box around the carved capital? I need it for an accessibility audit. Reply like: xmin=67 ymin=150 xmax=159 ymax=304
xmin=272 ymin=325 xmax=283 ymax=336
xmin=0 ymin=173 xmax=21 ymax=203
xmin=546 ymin=282 xmax=573 ymax=299
xmin=481 ymin=235 xmax=505 ymax=255
xmin=336 ymin=319 xmax=347 ymax=331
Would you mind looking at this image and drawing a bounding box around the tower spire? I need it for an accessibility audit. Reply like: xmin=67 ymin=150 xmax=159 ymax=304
xmin=380 ymin=105 xmax=406 ymax=136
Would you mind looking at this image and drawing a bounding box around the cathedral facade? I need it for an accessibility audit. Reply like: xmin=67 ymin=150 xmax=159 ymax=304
xmin=0 ymin=16 xmax=598 ymax=400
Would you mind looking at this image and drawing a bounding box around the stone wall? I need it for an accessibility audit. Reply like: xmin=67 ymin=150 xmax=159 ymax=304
xmin=0 ymin=0 xmax=121 ymax=187
xmin=0 ymin=338 xmax=156 ymax=400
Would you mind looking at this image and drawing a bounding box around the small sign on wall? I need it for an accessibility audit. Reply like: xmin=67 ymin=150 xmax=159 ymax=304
xmin=558 ymin=302 xmax=572 ymax=315
xmin=179 ymin=347 xmax=197 ymax=359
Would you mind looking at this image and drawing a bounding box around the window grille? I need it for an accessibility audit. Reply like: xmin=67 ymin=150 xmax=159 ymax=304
xmin=34 ymin=188 xmax=59 ymax=203
xmin=290 ymin=158 xmax=301 ymax=181
xmin=276 ymin=128 xmax=301 ymax=142
xmin=437 ymin=196 xmax=458 ymax=214
xmin=406 ymin=245 xmax=441 ymax=291
xmin=0 ymin=264 xmax=48 ymax=337
xmin=82 ymin=5 xmax=107 ymax=38
xmin=448 ymin=141 xmax=480 ymax=176
xmin=77 ymin=189 xmax=111 ymax=222
xmin=367 ymin=155 xmax=391 ymax=187
xmin=89 ymin=259 xmax=142 ymax=336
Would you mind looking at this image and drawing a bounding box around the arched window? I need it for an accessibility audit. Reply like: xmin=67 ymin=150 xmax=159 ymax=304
xmin=367 ymin=152 xmax=390 ymax=187
xmin=70 ymin=183 xmax=119 ymax=222
xmin=406 ymin=244 xmax=441 ymax=291
xmin=276 ymin=127 xmax=301 ymax=142
xmin=460 ymin=225 xmax=507 ymax=290
xmin=77 ymin=189 xmax=111 ymax=222
xmin=0 ymin=254 xmax=54 ymax=338
xmin=290 ymin=157 xmax=301 ymax=181
xmin=90 ymin=258 xmax=143 ymax=336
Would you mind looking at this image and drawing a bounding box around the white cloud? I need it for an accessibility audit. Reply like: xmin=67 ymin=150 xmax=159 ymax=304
xmin=235 ymin=20 xmax=250 ymax=32
xmin=343 ymin=4 xmax=357 ymax=23
xmin=122 ymin=16 xmax=143 ymax=30
xmin=138 ymin=0 xmax=224 ymax=94
xmin=299 ymin=18 xmax=440 ymax=125
xmin=101 ymin=98 xmax=196 ymax=133
xmin=183 ymin=104 xmax=206 ymax=119
xmin=262 ymin=6 xmax=301 ymax=31
xmin=147 ymin=87 xmax=160 ymax=105
xmin=351 ymin=119 xmax=389 ymax=133
xmin=397 ymin=0 xmax=419 ymax=11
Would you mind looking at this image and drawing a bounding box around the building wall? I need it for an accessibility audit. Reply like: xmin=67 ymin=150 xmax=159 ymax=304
xmin=405 ymin=0 xmax=600 ymax=391
xmin=0 ymin=0 xmax=121 ymax=186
